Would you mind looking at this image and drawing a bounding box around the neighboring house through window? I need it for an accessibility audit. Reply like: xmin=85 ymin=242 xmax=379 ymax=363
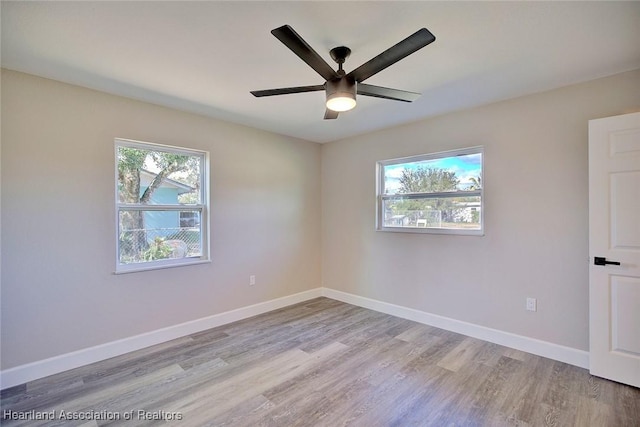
xmin=115 ymin=138 xmax=209 ymax=273
xmin=376 ymin=146 xmax=483 ymax=235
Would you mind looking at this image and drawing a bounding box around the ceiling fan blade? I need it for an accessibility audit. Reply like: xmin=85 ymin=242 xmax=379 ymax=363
xmin=324 ymin=109 xmax=339 ymax=120
xmin=357 ymin=83 xmax=421 ymax=102
xmin=271 ymin=25 xmax=339 ymax=81
xmin=347 ymin=28 xmax=435 ymax=83
xmin=251 ymin=85 xmax=325 ymax=97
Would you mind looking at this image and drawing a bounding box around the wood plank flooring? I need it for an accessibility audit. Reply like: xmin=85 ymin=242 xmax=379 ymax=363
xmin=2 ymin=297 xmax=639 ymax=426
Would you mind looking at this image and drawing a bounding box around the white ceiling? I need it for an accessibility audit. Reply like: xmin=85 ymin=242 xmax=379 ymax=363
xmin=2 ymin=1 xmax=639 ymax=143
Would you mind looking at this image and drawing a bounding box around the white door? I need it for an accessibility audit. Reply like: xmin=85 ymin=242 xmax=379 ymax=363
xmin=589 ymin=111 xmax=640 ymax=388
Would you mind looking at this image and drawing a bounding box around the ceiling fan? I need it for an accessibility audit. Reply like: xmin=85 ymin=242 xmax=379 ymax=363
xmin=250 ymin=25 xmax=436 ymax=120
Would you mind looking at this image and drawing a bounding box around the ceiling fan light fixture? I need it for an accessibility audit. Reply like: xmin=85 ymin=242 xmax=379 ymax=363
xmin=326 ymin=94 xmax=356 ymax=112
xmin=325 ymin=78 xmax=356 ymax=112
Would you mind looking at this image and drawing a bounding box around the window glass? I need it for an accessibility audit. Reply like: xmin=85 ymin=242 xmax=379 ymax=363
xmin=116 ymin=139 xmax=209 ymax=272
xmin=377 ymin=147 xmax=483 ymax=234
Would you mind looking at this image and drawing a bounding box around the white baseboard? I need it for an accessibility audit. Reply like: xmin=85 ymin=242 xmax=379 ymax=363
xmin=1 ymin=286 xmax=589 ymax=390
xmin=0 ymin=288 xmax=323 ymax=390
xmin=321 ymin=288 xmax=589 ymax=369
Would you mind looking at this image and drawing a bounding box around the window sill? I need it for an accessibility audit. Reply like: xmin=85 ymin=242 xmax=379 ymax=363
xmin=114 ymin=258 xmax=211 ymax=274
xmin=377 ymin=226 xmax=484 ymax=236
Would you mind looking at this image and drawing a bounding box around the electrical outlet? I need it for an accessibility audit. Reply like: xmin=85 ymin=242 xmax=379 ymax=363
xmin=249 ymin=275 xmax=256 ymax=286
xmin=526 ymin=297 xmax=537 ymax=312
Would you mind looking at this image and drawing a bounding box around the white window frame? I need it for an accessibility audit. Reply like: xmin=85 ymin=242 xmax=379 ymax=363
xmin=376 ymin=146 xmax=484 ymax=236
xmin=115 ymin=138 xmax=210 ymax=273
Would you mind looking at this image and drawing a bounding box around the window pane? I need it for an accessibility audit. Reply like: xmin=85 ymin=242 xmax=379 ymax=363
xmin=179 ymin=211 xmax=200 ymax=228
xmin=383 ymin=152 xmax=482 ymax=195
xmin=117 ymin=145 xmax=202 ymax=205
xmin=118 ymin=210 xmax=202 ymax=264
xmin=382 ymin=196 xmax=481 ymax=229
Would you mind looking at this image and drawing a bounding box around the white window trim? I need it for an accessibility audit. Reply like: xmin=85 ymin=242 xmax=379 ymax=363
xmin=376 ymin=146 xmax=484 ymax=236
xmin=114 ymin=138 xmax=211 ymax=274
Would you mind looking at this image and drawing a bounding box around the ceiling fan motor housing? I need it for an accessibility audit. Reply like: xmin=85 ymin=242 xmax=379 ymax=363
xmin=325 ymin=77 xmax=357 ymax=112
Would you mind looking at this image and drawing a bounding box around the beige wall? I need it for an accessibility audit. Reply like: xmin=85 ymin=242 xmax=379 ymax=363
xmin=2 ymin=67 xmax=639 ymax=371
xmin=321 ymin=69 xmax=640 ymax=351
xmin=0 ymin=70 xmax=322 ymax=369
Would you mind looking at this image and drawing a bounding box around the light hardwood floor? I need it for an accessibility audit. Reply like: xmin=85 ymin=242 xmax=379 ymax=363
xmin=2 ymin=297 xmax=639 ymax=426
